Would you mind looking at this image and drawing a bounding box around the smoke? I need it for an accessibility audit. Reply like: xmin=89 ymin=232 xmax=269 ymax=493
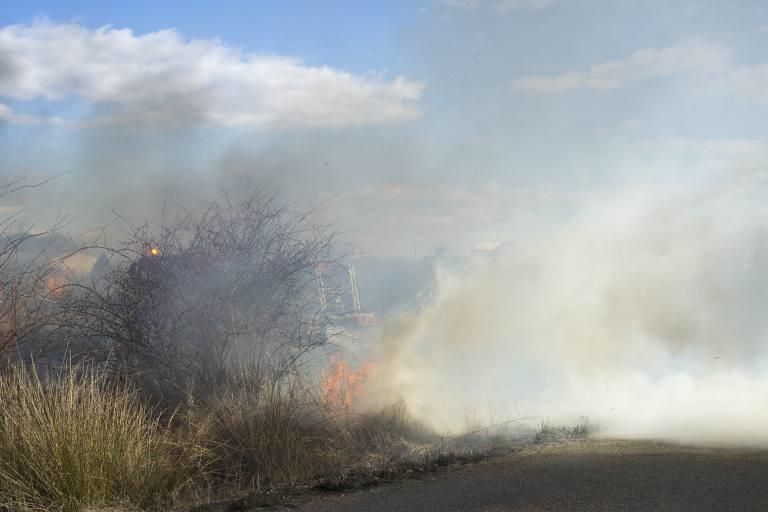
xmin=366 ymin=170 xmax=768 ymax=446
xmin=5 ymin=5 xmax=768 ymax=448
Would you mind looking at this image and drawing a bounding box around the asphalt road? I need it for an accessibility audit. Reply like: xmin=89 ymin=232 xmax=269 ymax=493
xmin=299 ymin=439 xmax=768 ymax=512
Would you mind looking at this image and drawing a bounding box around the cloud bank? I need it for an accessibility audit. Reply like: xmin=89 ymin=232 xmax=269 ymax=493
xmin=510 ymin=39 xmax=768 ymax=102
xmin=438 ymin=0 xmax=555 ymax=12
xmin=0 ymin=21 xmax=424 ymax=127
xmin=511 ymin=42 xmax=729 ymax=93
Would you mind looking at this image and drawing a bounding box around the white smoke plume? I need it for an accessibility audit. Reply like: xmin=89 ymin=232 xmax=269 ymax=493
xmin=366 ymin=170 xmax=768 ymax=446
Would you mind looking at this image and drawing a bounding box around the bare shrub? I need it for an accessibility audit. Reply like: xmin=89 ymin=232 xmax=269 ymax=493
xmin=56 ymin=191 xmax=335 ymax=407
xmin=0 ymin=175 xmax=78 ymax=364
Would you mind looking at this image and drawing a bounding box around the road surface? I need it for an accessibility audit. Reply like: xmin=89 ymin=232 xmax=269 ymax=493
xmin=299 ymin=439 xmax=768 ymax=511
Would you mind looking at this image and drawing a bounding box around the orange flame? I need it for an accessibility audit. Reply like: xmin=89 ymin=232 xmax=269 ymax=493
xmin=46 ymin=273 xmax=66 ymax=297
xmin=321 ymin=355 xmax=374 ymax=412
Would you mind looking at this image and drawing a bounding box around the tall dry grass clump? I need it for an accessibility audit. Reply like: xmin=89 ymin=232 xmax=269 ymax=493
xmin=204 ymin=380 xmax=337 ymax=490
xmin=0 ymin=364 xmax=211 ymax=512
xmin=203 ymin=385 xmax=426 ymax=493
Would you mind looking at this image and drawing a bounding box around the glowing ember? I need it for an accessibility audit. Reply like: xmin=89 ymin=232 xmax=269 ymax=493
xmin=321 ymin=355 xmax=374 ymax=412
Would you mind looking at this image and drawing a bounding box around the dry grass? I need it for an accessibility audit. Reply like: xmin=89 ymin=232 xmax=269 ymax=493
xmin=202 ymin=383 xmax=332 ymax=490
xmin=534 ymin=417 xmax=592 ymax=444
xmin=0 ymin=363 xmax=444 ymax=511
xmin=0 ymin=364 xmax=212 ymax=512
xmin=196 ymin=384 xmax=435 ymax=497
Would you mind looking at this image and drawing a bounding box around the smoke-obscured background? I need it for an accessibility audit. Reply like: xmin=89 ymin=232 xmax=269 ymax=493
xmin=4 ymin=0 xmax=768 ymax=444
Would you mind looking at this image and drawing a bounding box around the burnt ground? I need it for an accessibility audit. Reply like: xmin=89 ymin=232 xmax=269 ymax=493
xmin=295 ymin=439 xmax=768 ymax=512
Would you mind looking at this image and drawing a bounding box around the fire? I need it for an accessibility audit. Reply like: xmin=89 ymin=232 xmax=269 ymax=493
xmin=150 ymin=247 xmax=160 ymax=256
xmin=321 ymin=355 xmax=374 ymax=412
xmin=46 ymin=273 xmax=67 ymax=297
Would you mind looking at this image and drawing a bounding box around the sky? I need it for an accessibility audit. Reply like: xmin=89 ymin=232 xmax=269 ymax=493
xmin=3 ymin=0 xmax=768 ymax=257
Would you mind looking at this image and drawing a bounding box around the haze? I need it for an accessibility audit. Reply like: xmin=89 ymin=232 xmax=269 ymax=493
xmin=3 ymin=0 xmax=768 ymax=445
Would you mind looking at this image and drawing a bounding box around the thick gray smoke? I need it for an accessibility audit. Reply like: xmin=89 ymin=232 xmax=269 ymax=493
xmin=366 ymin=171 xmax=768 ymax=446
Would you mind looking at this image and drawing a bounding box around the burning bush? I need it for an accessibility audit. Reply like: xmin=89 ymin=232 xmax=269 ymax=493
xmin=55 ymin=191 xmax=336 ymax=407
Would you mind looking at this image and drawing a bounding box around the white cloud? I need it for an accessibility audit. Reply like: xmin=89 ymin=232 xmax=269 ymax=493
xmin=493 ymin=0 xmax=555 ymax=11
xmin=636 ymin=138 xmax=768 ymax=158
xmin=438 ymin=0 xmax=478 ymax=8
xmin=511 ymin=43 xmax=730 ymax=94
xmin=0 ymin=102 xmax=52 ymax=124
xmin=624 ymin=137 xmax=768 ymax=179
xmin=438 ymin=0 xmax=554 ymax=12
xmin=509 ymin=39 xmax=768 ymax=103
xmin=0 ymin=21 xmax=424 ymax=128
xmin=715 ymin=63 xmax=768 ymax=102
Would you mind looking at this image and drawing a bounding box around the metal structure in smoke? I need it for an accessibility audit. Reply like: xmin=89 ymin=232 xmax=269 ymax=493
xmin=315 ymin=261 xmax=377 ymax=329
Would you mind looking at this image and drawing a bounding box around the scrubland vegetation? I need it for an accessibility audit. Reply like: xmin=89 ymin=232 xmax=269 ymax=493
xmin=0 ymin=361 xmax=438 ymax=511
xmin=0 ymin=182 xmax=446 ymax=511
xmin=0 ymin=179 xmax=568 ymax=511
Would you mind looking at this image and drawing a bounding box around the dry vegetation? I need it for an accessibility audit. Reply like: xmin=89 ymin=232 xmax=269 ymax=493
xmin=0 ymin=361 xmax=441 ymax=511
xmin=0 ymin=364 xmax=211 ymax=511
xmin=0 ymin=180 xmax=451 ymax=511
xmin=0 ymin=179 xmax=564 ymax=511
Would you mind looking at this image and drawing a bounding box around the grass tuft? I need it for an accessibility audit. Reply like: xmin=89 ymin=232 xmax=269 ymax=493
xmin=0 ymin=364 xmax=211 ymax=511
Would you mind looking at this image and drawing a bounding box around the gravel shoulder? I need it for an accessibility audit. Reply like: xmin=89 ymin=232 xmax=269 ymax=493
xmin=297 ymin=438 xmax=768 ymax=512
